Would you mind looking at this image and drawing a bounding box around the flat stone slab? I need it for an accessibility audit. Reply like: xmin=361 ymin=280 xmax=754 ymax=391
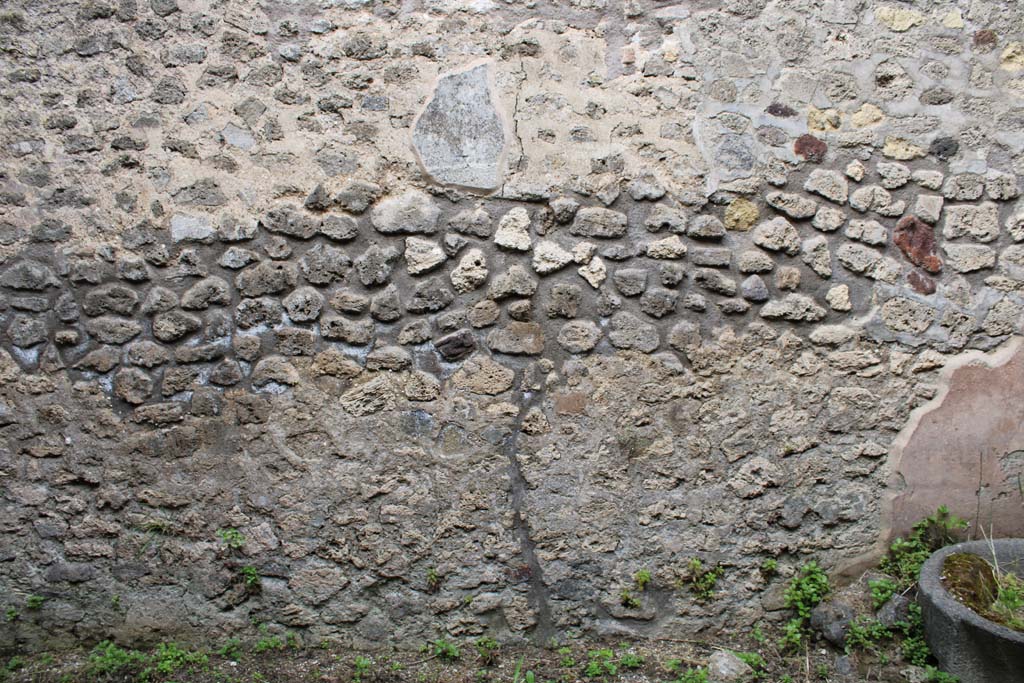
xmin=413 ymin=62 xmax=507 ymax=192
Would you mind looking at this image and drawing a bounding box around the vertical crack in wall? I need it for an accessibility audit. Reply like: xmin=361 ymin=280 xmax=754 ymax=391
xmin=502 ymin=386 xmax=554 ymax=642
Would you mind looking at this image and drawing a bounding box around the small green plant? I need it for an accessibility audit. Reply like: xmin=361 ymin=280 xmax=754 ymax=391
xmin=815 ymin=663 xmax=829 ymax=680
xmin=780 ymin=675 xmax=794 ymax=683
xmin=216 ymin=638 xmax=241 ymax=659
xmin=894 ymin=602 xmax=931 ymax=666
xmin=989 ymin=569 xmax=1024 ymax=631
xmin=511 ymin=656 xmax=535 ymax=683
xmin=733 ymin=652 xmax=765 ymax=679
xmin=752 ymin=624 xmax=766 ymax=645
xmin=868 ymin=577 xmax=898 ymax=610
xmin=5 ymin=657 xmax=25 ymax=672
xmin=352 ymin=655 xmax=372 ymax=683
xmin=139 ymin=642 xmax=208 ymax=683
xmin=254 ymin=633 xmax=285 ymax=653
xmin=618 ymin=652 xmax=643 ymax=669
xmin=584 ymin=649 xmax=617 ymax=679
xmin=4 ymin=608 xmax=16 ymax=622
xmin=619 ymin=589 xmax=640 ymax=609
xmin=780 ymin=561 xmax=830 ymax=649
xmin=86 ymin=641 xmax=147 ymax=676
xmin=759 ymin=558 xmax=778 ymax=578
xmin=217 ymin=527 xmax=245 ymax=550
xmin=677 ymin=667 xmax=709 ymax=683
xmin=663 ymin=658 xmax=682 ymax=674
xmin=557 ymin=647 xmax=575 ymax=668
xmin=430 ymin=638 xmax=460 ymax=661
xmin=682 ymin=558 xmax=724 ymax=602
xmin=475 ymin=637 xmax=499 ymax=666
xmin=880 ymin=506 xmax=967 ymax=588
xmin=634 ymin=568 xmax=652 ymax=591
xmin=923 ymin=665 xmax=959 ymax=682
xmin=426 ymin=567 xmax=442 ymax=593
xmin=25 ymin=595 xmax=44 ymax=610
xmin=843 ymin=617 xmax=892 ymax=655
xmin=240 ymin=565 xmax=260 ymax=588
xmin=111 ymin=594 xmax=121 ymax=610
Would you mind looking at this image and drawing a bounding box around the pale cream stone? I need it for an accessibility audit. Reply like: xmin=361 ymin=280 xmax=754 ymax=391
xmin=875 ymin=6 xmax=924 ymax=32
xmin=577 ymin=256 xmax=606 ymax=288
xmin=941 ymin=9 xmax=964 ymax=29
xmin=851 ymin=103 xmax=884 ymax=128
xmin=883 ymin=137 xmax=926 ymax=160
xmin=1002 ymin=43 xmax=1024 ymax=72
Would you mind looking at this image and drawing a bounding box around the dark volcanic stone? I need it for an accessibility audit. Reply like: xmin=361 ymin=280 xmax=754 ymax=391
xmin=794 ymin=134 xmax=827 ymax=163
xmin=929 ymin=136 xmax=959 ymax=160
xmin=434 ymin=328 xmax=476 ymax=362
xmin=766 ymin=102 xmax=797 ymax=118
xmin=810 ymin=600 xmax=856 ymax=649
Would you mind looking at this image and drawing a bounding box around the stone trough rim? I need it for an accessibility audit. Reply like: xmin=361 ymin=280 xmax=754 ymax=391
xmin=918 ymin=538 xmax=1024 ymax=645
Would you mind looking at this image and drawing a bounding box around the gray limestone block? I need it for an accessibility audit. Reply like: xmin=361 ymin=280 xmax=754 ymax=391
xmin=413 ymin=62 xmax=507 ymax=191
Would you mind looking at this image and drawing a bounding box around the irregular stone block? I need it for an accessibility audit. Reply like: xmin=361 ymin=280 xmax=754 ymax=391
xmin=487 ymin=322 xmax=544 ymax=355
xmin=451 ymin=355 xmax=514 ymax=394
xmin=571 ymin=207 xmax=628 ymax=239
xmin=894 ymin=215 xmax=942 ymax=273
xmin=370 ymin=190 xmax=440 ymax=235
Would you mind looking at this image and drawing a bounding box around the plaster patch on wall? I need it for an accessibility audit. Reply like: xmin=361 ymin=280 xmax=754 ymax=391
xmin=839 ymin=335 xmax=1024 ymax=580
xmin=412 ymin=61 xmax=508 ymax=192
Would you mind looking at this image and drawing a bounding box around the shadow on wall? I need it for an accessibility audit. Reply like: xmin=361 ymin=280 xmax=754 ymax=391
xmin=888 ymin=337 xmax=1024 ymax=542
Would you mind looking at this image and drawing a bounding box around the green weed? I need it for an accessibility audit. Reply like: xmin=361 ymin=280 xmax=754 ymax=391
xmin=868 ymin=577 xmax=898 ymax=610
xmin=780 ymin=561 xmax=830 ymax=650
xmin=682 ymin=558 xmax=724 ymax=602
xmin=217 ymin=527 xmax=245 ymax=550
xmin=583 ymin=649 xmax=616 ymax=678
xmin=676 ymin=667 xmax=708 ymax=683
xmin=634 ymin=569 xmax=652 ymax=591
xmin=880 ymin=506 xmax=967 ymax=589
xmin=352 ymin=655 xmax=372 ymax=683
xmin=429 ymin=638 xmax=460 ymax=661
xmin=475 ymin=637 xmax=499 ymax=666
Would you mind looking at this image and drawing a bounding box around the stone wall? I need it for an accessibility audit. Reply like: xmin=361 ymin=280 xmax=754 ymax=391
xmin=2 ymin=0 xmax=1024 ymax=653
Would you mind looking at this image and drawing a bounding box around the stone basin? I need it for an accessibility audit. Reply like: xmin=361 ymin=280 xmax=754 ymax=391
xmin=918 ymin=539 xmax=1024 ymax=683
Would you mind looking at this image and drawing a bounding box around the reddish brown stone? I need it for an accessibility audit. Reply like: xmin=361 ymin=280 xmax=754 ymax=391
xmin=907 ymin=270 xmax=936 ymax=295
xmin=766 ymin=102 xmax=797 ymax=118
xmin=974 ymin=29 xmax=997 ymax=52
xmin=794 ymin=134 xmax=827 ymax=163
xmin=894 ymin=215 xmax=942 ymax=273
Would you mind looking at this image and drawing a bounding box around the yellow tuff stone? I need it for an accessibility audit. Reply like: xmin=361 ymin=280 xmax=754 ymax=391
xmin=1002 ymin=42 xmax=1024 ymax=71
xmin=851 ymin=103 xmax=884 ymax=128
xmin=725 ymin=198 xmax=759 ymax=231
xmin=875 ymin=7 xmax=924 ymax=32
xmin=807 ymin=106 xmax=842 ymax=132
xmin=941 ymin=10 xmax=964 ymax=29
xmin=883 ymin=136 xmax=926 ymax=160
